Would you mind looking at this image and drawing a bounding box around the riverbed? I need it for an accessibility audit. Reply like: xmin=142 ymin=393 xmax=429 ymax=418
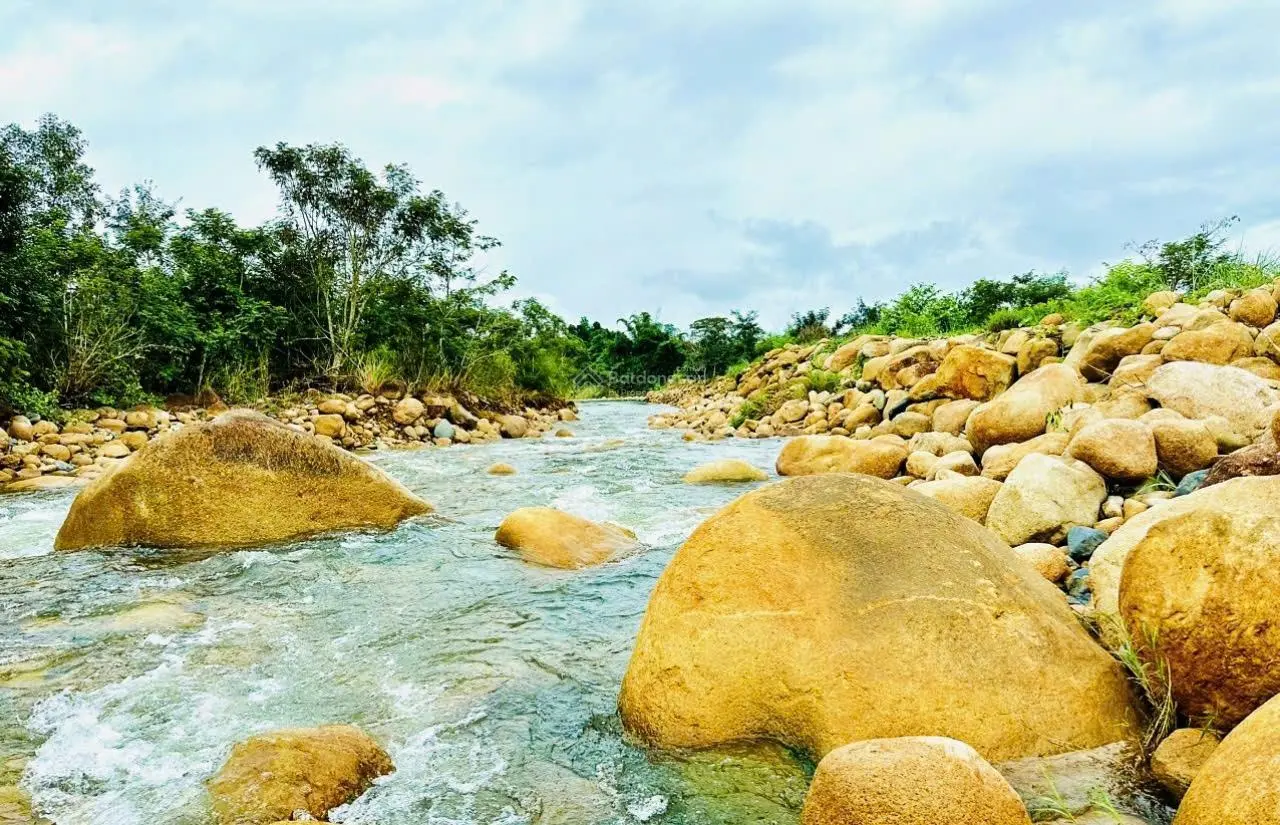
xmin=1 ymin=402 xmax=814 ymax=825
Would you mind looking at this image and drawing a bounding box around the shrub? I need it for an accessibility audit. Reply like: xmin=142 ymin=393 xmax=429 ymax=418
xmin=806 ymin=369 xmax=841 ymax=394
xmin=730 ymin=398 xmax=763 ymax=428
xmin=985 ymin=307 xmax=1025 ymax=332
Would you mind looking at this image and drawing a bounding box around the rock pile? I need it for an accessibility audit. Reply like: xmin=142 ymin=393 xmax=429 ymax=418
xmin=648 ymin=284 xmax=1280 ymax=609
xmin=1 ymin=390 xmax=573 ymax=493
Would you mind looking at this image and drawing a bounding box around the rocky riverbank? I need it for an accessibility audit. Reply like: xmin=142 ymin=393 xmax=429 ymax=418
xmin=0 ymin=388 xmax=577 ymax=494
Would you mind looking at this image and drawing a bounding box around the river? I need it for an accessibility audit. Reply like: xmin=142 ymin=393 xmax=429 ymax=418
xmin=1 ymin=401 xmax=813 ymax=825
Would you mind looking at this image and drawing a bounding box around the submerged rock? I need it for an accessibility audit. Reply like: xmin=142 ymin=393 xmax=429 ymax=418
xmin=619 ymin=475 xmax=1135 ymax=763
xmin=682 ymin=459 xmax=768 ymax=484
xmin=800 ymin=737 xmax=1032 ymax=825
xmin=487 ymin=462 xmax=518 ymax=475
xmin=54 ymin=411 xmax=431 ymax=551
xmin=495 ymin=507 xmax=638 ymax=568
xmin=207 ymin=725 xmax=394 ymax=824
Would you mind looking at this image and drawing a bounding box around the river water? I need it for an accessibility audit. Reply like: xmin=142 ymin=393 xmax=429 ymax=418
xmin=1 ymin=402 xmax=815 ymax=825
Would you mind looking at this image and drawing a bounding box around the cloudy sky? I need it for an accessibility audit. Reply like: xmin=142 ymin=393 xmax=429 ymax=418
xmin=3 ymin=0 xmax=1279 ymax=329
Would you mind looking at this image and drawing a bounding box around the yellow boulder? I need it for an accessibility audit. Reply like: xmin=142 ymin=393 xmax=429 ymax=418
xmin=495 ymin=507 xmax=638 ymax=568
xmin=207 ymin=725 xmax=393 ymax=824
xmin=619 ymin=475 xmax=1135 ymax=762
xmin=682 ymin=459 xmax=768 ymax=483
xmin=776 ymin=435 xmax=906 ymax=478
xmin=1175 ymin=694 xmax=1280 ymax=824
xmin=55 ymin=411 xmax=430 ymax=551
xmin=800 ymin=737 xmax=1032 ymax=825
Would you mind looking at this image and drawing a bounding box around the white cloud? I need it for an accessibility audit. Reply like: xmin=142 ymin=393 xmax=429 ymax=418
xmin=3 ymin=0 xmax=1278 ymax=329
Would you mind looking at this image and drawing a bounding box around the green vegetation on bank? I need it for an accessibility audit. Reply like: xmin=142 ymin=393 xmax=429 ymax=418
xmin=750 ymin=216 xmax=1276 ymax=357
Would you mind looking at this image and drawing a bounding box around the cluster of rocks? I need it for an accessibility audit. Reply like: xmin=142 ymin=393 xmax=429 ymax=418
xmin=0 ymin=389 xmax=576 ymax=493
xmin=650 ymin=285 xmax=1280 ymax=609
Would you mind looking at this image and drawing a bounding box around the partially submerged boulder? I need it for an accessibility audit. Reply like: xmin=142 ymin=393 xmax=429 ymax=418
xmin=800 ymin=737 xmax=1032 ymax=825
xmin=495 ymin=507 xmax=638 ymax=568
xmin=619 ymin=475 xmax=1135 ymax=762
xmin=775 ymin=435 xmax=906 ymax=479
xmin=55 ymin=411 xmax=431 ymax=551
xmin=682 ymin=459 xmax=768 ymax=484
xmin=207 ymin=725 xmax=393 ymax=825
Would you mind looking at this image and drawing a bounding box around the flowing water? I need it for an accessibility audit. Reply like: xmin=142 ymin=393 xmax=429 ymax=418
xmin=0 ymin=402 xmax=813 ymax=825
xmin=0 ymin=401 xmax=1176 ymax=825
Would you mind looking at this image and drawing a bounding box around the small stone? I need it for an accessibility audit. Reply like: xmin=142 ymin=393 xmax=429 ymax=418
xmin=1065 ymin=568 xmax=1091 ymax=604
xmin=1175 ymin=469 xmax=1210 ymax=497
xmin=1066 ymin=526 xmax=1108 ymax=562
xmin=1013 ymin=543 xmax=1072 ymax=583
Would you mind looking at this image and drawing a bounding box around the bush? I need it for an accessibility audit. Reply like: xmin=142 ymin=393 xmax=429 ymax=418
xmin=985 ymin=307 xmax=1025 ymax=332
xmin=730 ymin=398 xmax=763 ymax=428
xmin=806 ymin=369 xmax=841 ymax=394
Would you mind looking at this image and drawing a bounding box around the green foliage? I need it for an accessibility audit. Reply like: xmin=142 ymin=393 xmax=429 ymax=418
xmin=787 ymin=308 xmax=832 ymax=343
xmin=1138 ymin=216 xmax=1240 ymax=293
xmin=805 ymin=369 xmax=841 ymax=394
xmin=985 ymin=307 xmax=1025 ymax=332
xmin=729 ymin=398 xmax=763 ymax=428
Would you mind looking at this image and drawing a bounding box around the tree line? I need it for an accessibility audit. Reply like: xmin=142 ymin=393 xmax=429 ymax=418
xmin=0 ymin=116 xmax=768 ymax=415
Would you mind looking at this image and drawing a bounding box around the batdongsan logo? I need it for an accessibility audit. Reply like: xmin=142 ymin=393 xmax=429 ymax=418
xmin=570 ymin=367 xmax=710 ymax=393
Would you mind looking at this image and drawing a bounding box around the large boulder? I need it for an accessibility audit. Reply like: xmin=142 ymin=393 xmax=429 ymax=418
xmin=1145 ymin=362 xmax=1280 ymax=440
xmin=1119 ymin=484 xmax=1280 ymax=727
xmin=1090 ymin=477 xmax=1280 ymax=633
xmin=1151 ymin=417 xmax=1220 ymax=477
xmin=683 ymin=459 xmax=768 ymax=484
xmin=494 ymin=507 xmax=638 ymax=568
xmin=1066 ymin=419 xmax=1158 ymax=482
xmin=498 ymin=415 xmax=529 ymax=438
xmin=932 ymin=345 xmax=1017 ymax=401
xmin=776 ymin=435 xmax=906 ymax=479
xmin=800 ymin=737 xmax=1032 ymax=825
xmin=966 ymin=364 xmax=1084 ymax=454
xmin=54 ymin=411 xmax=431 ymax=551
xmin=618 ymin=475 xmax=1135 ymax=762
xmin=980 ymin=431 xmax=1070 ymax=481
xmin=207 ymin=725 xmax=394 ymax=825
xmin=1174 ymin=694 xmax=1280 ymax=824
xmin=985 ymin=454 xmax=1106 ymax=546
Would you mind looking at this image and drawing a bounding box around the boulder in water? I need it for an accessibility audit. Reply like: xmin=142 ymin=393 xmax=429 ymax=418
xmin=619 ymin=475 xmax=1135 ymax=762
xmin=682 ymin=459 xmax=768 ymax=484
xmin=495 ymin=507 xmax=638 ymax=568
xmin=54 ymin=411 xmax=430 ymax=551
xmin=800 ymin=737 xmax=1032 ymax=825
xmin=207 ymin=725 xmax=393 ymax=824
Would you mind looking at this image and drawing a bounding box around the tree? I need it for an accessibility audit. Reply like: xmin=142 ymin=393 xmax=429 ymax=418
xmin=787 ymin=308 xmax=831 ymax=342
xmin=686 ymin=316 xmax=736 ymax=378
xmin=255 ymin=141 xmax=501 ymax=376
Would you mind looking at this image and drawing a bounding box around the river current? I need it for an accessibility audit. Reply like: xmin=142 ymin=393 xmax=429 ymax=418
xmin=0 ymin=402 xmax=811 ymax=825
